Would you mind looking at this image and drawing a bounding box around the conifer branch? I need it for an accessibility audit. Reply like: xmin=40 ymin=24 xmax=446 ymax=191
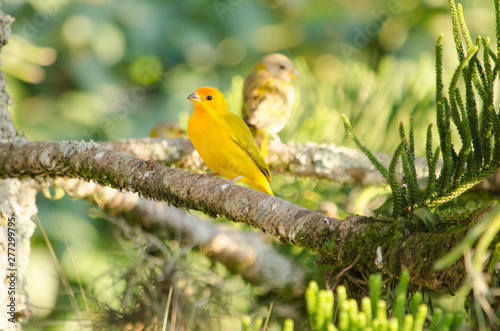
xmin=343 ymin=8 xmax=500 ymax=216
xmin=341 ymin=114 xmax=389 ymax=179
xmin=424 ymin=124 xmax=437 ymax=202
xmin=457 ymin=4 xmax=473 ymax=50
xmin=389 ymin=142 xmax=405 ymax=217
xmin=449 ymin=0 xmax=465 ymax=62
xmin=496 ymin=0 xmax=500 ymax=56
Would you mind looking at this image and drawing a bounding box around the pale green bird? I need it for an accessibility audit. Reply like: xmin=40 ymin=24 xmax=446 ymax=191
xmin=242 ymin=53 xmax=299 ymax=157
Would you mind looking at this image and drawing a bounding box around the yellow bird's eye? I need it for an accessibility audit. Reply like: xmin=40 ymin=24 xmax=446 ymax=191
xmin=279 ymin=65 xmax=285 ymax=70
xmin=206 ymin=95 xmax=213 ymax=101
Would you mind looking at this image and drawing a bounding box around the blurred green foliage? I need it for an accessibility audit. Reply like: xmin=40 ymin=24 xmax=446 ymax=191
xmin=2 ymin=0 xmax=499 ymax=329
xmin=2 ymin=0 xmax=494 ymax=145
xmin=246 ymin=273 xmax=463 ymax=331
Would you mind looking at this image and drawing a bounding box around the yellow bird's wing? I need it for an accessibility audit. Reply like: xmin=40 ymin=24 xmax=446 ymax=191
xmin=224 ymin=112 xmax=272 ymax=183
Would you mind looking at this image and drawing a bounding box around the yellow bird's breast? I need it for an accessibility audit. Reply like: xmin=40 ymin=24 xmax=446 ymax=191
xmin=188 ymin=110 xmax=255 ymax=180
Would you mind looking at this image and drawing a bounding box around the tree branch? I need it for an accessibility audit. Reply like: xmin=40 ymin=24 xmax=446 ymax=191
xmin=0 ymin=140 xmax=467 ymax=292
xmin=100 ymin=139 xmax=433 ymax=187
xmin=102 ymin=137 xmax=500 ymax=193
xmin=0 ymin=7 xmax=38 ymax=328
xmin=57 ymin=178 xmax=305 ymax=296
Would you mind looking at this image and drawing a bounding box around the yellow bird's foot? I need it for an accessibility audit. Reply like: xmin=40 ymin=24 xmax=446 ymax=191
xmin=195 ymin=172 xmax=220 ymax=180
xmin=230 ymin=175 xmax=245 ymax=183
xmin=199 ymin=173 xmax=244 ymax=188
xmin=270 ymin=132 xmax=281 ymax=143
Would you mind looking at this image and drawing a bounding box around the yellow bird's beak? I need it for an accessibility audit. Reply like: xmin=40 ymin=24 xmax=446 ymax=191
xmin=187 ymin=92 xmax=201 ymax=103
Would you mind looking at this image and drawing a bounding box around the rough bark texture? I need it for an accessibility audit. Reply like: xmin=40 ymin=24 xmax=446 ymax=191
xmin=58 ymin=178 xmax=305 ymax=296
xmin=0 ymin=140 xmax=467 ymax=292
xmin=0 ymin=8 xmax=37 ymax=330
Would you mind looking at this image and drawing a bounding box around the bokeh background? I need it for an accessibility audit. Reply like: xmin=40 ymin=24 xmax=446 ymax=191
xmin=1 ymin=0 xmax=497 ymax=329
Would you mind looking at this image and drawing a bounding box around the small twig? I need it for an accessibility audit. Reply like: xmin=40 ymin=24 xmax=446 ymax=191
xmin=345 ymin=273 xmax=369 ymax=288
xmin=162 ymin=286 xmax=173 ymax=331
xmin=262 ymin=302 xmax=274 ymax=331
xmin=336 ymin=254 xmax=362 ymax=284
xmin=34 ymin=215 xmax=85 ymax=330
xmin=170 ymin=283 xmax=179 ymax=331
xmin=54 ymin=213 xmax=91 ymax=322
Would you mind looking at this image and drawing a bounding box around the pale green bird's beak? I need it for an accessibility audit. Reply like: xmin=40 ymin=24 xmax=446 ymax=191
xmin=289 ymin=68 xmax=300 ymax=79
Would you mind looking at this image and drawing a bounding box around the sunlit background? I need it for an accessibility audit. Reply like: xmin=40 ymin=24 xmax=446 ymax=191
xmin=1 ymin=0 xmax=497 ymax=329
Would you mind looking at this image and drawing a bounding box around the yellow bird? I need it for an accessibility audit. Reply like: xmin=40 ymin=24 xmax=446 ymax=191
xmin=242 ymin=53 xmax=299 ymax=157
xmin=187 ymin=87 xmax=274 ymax=196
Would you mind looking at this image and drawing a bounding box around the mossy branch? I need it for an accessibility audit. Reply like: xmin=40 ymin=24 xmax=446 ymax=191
xmin=0 ymin=140 xmax=469 ymax=292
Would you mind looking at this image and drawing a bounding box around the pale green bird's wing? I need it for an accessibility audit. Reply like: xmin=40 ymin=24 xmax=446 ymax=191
xmin=242 ymin=72 xmax=267 ymax=128
xmin=224 ymin=112 xmax=272 ymax=183
xmin=242 ymin=72 xmax=293 ymax=132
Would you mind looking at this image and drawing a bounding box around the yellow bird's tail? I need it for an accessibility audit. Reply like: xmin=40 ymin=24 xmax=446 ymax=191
xmin=240 ymin=176 xmax=274 ymax=196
